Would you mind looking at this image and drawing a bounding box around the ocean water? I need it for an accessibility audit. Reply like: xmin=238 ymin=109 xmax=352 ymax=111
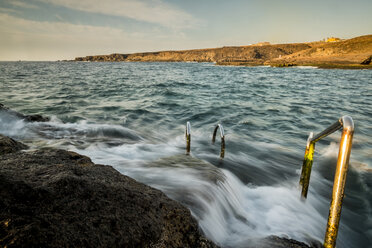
xmin=0 ymin=61 xmax=371 ymax=247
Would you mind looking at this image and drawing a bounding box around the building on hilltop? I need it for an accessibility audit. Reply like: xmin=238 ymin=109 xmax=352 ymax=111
xmin=326 ymin=37 xmax=341 ymax=42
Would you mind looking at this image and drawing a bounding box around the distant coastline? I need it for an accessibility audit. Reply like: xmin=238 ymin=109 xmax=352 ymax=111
xmin=74 ymin=35 xmax=372 ymax=69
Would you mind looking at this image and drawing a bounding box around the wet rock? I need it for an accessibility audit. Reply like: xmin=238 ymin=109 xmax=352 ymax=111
xmin=0 ymin=134 xmax=28 ymax=155
xmin=0 ymin=103 xmax=49 ymax=122
xmin=0 ymin=142 xmax=217 ymax=248
xmin=257 ymin=236 xmax=319 ymax=248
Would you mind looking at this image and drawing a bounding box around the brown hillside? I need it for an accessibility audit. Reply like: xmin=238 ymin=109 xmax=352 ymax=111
xmin=75 ymin=44 xmax=311 ymax=64
xmin=75 ymin=35 xmax=372 ymax=68
xmin=269 ymin=35 xmax=372 ymax=66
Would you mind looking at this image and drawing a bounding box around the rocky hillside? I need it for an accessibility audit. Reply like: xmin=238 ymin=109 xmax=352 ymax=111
xmin=74 ymin=35 xmax=372 ymax=68
xmin=75 ymin=43 xmax=311 ymax=64
xmin=268 ymin=35 xmax=372 ymax=67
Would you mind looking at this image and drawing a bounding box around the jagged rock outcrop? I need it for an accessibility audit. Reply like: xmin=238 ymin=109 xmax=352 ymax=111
xmin=361 ymin=55 xmax=372 ymax=65
xmin=0 ymin=103 xmax=49 ymax=122
xmin=0 ymin=134 xmax=28 ymax=155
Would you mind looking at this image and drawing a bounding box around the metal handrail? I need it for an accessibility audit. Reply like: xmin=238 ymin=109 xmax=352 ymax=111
xmin=186 ymin=121 xmax=191 ymax=154
xmin=212 ymin=124 xmax=225 ymax=158
xmin=299 ymin=116 xmax=354 ymax=248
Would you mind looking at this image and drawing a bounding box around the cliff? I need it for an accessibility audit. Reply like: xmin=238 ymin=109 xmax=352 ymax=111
xmin=74 ymin=35 xmax=372 ymax=69
xmin=75 ymin=44 xmax=311 ymax=64
xmin=268 ymin=35 xmax=372 ymax=68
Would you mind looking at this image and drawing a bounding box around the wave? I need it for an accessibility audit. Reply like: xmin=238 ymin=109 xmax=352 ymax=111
xmin=0 ymin=112 xmax=143 ymax=148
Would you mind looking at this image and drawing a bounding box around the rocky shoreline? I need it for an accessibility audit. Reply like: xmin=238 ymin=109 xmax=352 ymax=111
xmin=0 ymin=105 xmax=316 ymax=247
xmin=74 ymin=35 xmax=372 ymax=69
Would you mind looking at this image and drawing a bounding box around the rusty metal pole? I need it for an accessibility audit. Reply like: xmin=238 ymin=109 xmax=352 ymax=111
xmin=186 ymin=121 xmax=191 ymax=155
xmin=220 ymin=135 xmax=225 ymax=158
xmin=300 ymin=132 xmax=315 ymax=198
xmin=212 ymin=124 xmax=225 ymax=159
xmin=324 ymin=116 xmax=354 ymax=248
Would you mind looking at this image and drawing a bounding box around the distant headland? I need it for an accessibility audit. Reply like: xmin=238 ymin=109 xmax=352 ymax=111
xmin=75 ymin=35 xmax=372 ymax=69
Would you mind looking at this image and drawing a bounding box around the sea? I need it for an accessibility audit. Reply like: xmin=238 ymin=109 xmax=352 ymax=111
xmin=0 ymin=61 xmax=371 ymax=248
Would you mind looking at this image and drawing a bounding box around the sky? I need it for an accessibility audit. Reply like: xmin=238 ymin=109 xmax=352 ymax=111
xmin=0 ymin=0 xmax=371 ymax=61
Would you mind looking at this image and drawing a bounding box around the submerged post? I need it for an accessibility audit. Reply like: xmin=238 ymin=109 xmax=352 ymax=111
xmin=186 ymin=122 xmax=191 ymax=155
xmin=324 ymin=116 xmax=354 ymax=248
xmin=212 ymin=124 xmax=225 ymax=158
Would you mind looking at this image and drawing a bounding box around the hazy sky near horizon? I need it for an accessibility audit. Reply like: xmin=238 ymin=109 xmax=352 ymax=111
xmin=1 ymin=0 xmax=371 ymax=61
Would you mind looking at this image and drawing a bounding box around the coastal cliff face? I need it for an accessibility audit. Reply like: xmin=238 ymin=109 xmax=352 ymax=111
xmin=75 ymin=43 xmax=311 ymax=64
xmin=74 ymin=35 xmax=372 ymax=68
xmin=269 ymin=35 xmax=372 ymax=68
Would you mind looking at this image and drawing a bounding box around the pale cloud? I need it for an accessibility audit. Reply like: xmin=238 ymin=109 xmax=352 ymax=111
xmin=38 ymin=0 xmax=199 ymax=29
xmin=0 ymin=13 xmax=125 ymax=37
xmin=0 ymin=13 xmax=200 ymax=61
xmin=0 ymin=13 xmax=140 ymax=60
xmin=9 ymin=0 xmax=39 ymax=9
xmin=0 ymin=7 xmax=20 ymax=14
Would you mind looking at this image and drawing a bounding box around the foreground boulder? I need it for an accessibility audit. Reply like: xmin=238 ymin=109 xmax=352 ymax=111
xmin=0 ymin=144 xmax=217 ymax=247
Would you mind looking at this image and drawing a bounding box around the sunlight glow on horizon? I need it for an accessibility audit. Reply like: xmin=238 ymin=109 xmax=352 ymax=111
xmin=0 ymin=0 xmax=371 ymax=61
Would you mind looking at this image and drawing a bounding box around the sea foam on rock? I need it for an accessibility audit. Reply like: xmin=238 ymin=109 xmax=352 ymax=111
xmin=0 ymin=104 xmax=314 ymax=247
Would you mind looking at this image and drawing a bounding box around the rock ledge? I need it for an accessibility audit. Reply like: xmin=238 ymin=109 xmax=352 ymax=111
xmin=0 ymin=141 xmax=217 ymax=248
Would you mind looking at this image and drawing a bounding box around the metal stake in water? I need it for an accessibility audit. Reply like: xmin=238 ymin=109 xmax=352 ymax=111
xmin=212 ymin=124 xmax=225 ymax=158
xmin=299 ymin=116 xmax=354 ymax=248
xmin=186 ymin=121 xmax=191 ymax=154
xmin=324 ymin=116 xmax=354 ymax=248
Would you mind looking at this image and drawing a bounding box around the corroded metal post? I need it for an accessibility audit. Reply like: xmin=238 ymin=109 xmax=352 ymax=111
xmin=186 ymin=121 xmax=191 ymax=155
xmin=324 ymin=116 xmax=354 ymax=248
xmin=299 ymin=132 xmax=315 ymax=198
xmin=300 ymin=119 xmax=343 ymax=198
xmin=299 ymin=116 xmax=354 ymax=248
xmin=212 ymin=124 xmax=225 ymax=158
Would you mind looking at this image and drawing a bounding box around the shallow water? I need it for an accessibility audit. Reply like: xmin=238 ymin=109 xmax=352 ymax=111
xmin=0 ymin=62 xmax=371 ymax=247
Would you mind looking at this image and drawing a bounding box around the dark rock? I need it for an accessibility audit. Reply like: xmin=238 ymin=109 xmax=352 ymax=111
xmin=0 ymin=134 xmax=28 ymax=155
xmin=256 ymin=236 xmax=319 ymax=248
xmin=361 ymin=55 xmax=372 ymax=65
xmin=0 ymin=103 xmax=49 ymax=122
xmin=0 ymin=143 xmax=217 ymax=248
